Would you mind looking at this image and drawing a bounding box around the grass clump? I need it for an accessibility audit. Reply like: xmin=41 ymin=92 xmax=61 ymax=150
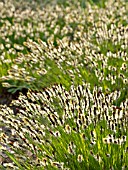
xmin=0 ymin=0 xmax=128 ymax=169
xmin=0 ymin=84 xmax=128 ymax=169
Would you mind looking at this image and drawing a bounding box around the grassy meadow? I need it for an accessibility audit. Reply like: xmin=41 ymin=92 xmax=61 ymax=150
xmin=0 ymin=0 xmax=128 ymax=169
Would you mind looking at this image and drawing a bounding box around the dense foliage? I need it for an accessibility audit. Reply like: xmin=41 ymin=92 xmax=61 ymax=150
xmin=0 ymin=0 xmax=128 ymax=169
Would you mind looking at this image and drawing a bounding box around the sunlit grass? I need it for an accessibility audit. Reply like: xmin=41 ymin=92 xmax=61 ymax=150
xmin=0 ymin=0 xmax=128 ymax=169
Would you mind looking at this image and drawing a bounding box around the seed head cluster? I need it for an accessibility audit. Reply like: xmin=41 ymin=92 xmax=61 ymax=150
xmin=0 ymin=0 xmax=127 ymax=92
xmin=0 ymin=83 xmax=127 ymax=169
xmin=0 ymin=0 xmax=128 ymax=169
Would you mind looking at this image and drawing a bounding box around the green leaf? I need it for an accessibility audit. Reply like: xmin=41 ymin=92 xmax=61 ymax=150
xmin=5 ymin=152 xmax=24 ymax=170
